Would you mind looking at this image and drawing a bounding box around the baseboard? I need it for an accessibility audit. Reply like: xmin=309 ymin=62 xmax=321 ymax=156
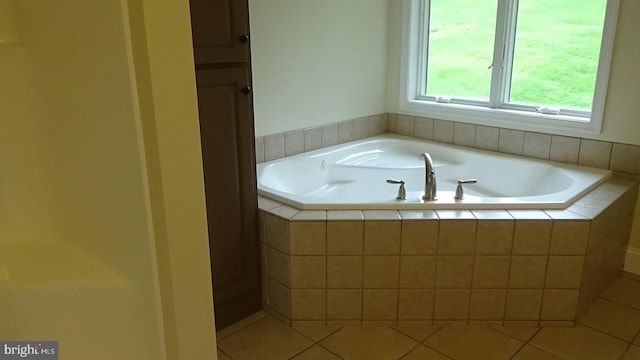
xmin=624 ymin=246 xmax=640 ymax=275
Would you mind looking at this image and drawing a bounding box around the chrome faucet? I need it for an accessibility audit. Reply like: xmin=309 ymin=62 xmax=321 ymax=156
xmin=421 ymin=153 xmax=437 ymax=201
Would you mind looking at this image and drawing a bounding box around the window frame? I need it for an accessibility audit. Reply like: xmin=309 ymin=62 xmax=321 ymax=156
xmin=399 ymin=0 xmax=620 ymax=135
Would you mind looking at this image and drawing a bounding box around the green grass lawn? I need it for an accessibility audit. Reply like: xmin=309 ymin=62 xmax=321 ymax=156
xmin=425 ymin=0 xmax=606 ymax=109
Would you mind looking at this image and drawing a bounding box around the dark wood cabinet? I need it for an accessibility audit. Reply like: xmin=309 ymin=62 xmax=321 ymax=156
xmin=189 ymin=0 xmax=260 ymax=329
xmin=190 ymin=0 xmax=250 ymax=64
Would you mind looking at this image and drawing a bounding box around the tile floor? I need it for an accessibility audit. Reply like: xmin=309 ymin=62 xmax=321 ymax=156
xmin=216 ymin=272 xmax=640 ymax=360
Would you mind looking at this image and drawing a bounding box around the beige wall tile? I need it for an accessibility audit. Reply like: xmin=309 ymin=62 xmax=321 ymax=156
xmin=303 ymin=126 xmax=322 ymax=152
xmin=292 ymin=289 xmax=326 ymax=320
xmin=364 ymin=221 xmax=401 ymax=255
xmin=327 ymin=221 xmax=363 ymax=255
xmin=513 ymin=221 xmax=552 ymax=255
xmin=387 ymin=113 xmax=397 ymax=132
xmin=327 ymin=289 xmax=362 ymax=320
xmin=611 ymin=143 xmax=640 ymax=174
xmin=523 ymin=132 xmax=551 ymax=160
xmin=475 ymin=126 xmax=499 ymax=151
xmin=369 ymin=114 xmax=385 ymax=136
xmin=505 ymin=289 xmax=543 ymax=320
xmin=438 ymin=220 xmax=477 ymax=254
xmin=338 ymin=119 xmax=354 ymax=144
xmin=414 ymin=117 xmax=434 ymax=139
xmin=540 ymin=289 xmax=579 ymax=320
xmin=267 ymin=247 xmax=290 ymax=286
xmin=498 ymin=129 xmax=525 ymax=155
xmin=401 ymin=221 xmax=439 ymax=254
xmin=266 ymin=214 xmax=290 ymax=254
xmin=550 ymin=135 xmax=580 ymax=164
xmin=579 ymin=139 xmax=612 ymax=169
xmin=398 ymin=289 xmax=435 ymax=320
xmin=550 ymin=220 xmax=590 ymax=255
xmin=363 ymin=289 xmax=399 ymax=320
xmin=290 ymin=222 xmax=326 ymax=255
xmin=255 ymin=136 xmax=265 ymax=164
xmin=433 ymin=119 xmax=454 ymax=143
xmin=285 ymin=129 xmax=304 ymax=156
xmin=260 ymin=244 xmax=268 ymax=277
xmin=436 ymin=256 xmax=473 ymax=288
xmin=397 ymin=114 xmax=415 ymax=136
xmin=354 ymin=116 xmax=369 ymax=140
xmin=327 ymin=256 xmax=363 ymax=288
xmin=473 ymin=256 xmax=510 ymax=288
xmin=470 ymin=289 xmax=507 ymax=320
xmin=509 ymin=256 xmax=548 ymax=288
xmin=290 ymin=256 xmax=326 ymax=289
xmin=475 ymin=220 xmax=514 ymax=255
xmin=399 ymin=256 xmax=437 ymax=288
xmin=264 ymin=133 xmax=285 ymax=161
xmin=269 ymin=279 xmax=292 ymax=318
xmin=453 ymin=122 xmax=476 ymax=147
xmin=363 ymin=256 xmax=400 ymax=288
xmin=545 ymin=256 xmax=584 ymax=288
xmin=434 ymin=289 xmax=471 ymax=320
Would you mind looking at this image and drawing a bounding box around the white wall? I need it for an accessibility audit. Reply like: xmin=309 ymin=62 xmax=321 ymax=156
xmin=249 ymin=0 xmax=389 ymax=136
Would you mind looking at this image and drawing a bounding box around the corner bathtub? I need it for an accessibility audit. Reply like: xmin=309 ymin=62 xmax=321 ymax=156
xmin=257 ymin=134 xmax=612 ymax=210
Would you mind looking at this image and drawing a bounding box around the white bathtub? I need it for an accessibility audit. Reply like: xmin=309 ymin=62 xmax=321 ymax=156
xmin=257 ymin=134 xmax=612 ymax=210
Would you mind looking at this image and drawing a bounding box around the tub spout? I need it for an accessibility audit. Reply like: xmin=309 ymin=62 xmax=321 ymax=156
xmin=421 ymin=153 xmax=437 ymax=201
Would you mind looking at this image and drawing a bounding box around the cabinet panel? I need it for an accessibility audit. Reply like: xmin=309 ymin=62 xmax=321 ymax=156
xmin=190 ymin=0 xmax=249 ymax=64
xmin=195 ymin=66 xmax=260 ymax=327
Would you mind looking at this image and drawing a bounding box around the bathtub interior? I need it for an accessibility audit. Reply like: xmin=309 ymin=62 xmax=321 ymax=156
xmin=257 ymin=135 xmax=612 ymax=209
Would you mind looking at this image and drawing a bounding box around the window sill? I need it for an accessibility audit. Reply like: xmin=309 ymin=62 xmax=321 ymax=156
xmin=399 ymin=99 xmax=603 ymax=136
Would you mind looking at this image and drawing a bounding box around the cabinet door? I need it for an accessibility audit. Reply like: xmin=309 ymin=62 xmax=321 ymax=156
xmin=196 ymin=66 xmax=260 ymax=328
xmin=190 ymin=0 xmax=249 ymax=64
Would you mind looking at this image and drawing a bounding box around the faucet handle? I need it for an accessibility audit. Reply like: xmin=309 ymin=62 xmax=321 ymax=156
xmin=454 ymin=179 xmax=477 ymax=200
xmin=386 ymin=179 xmax=406 ymax=200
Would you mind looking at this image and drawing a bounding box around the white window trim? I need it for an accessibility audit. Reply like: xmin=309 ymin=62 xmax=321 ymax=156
xmin=399 ymin=0 xmax=620 ymax=136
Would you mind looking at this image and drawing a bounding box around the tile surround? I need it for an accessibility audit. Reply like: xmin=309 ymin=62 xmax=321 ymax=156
xmin=255 ymin=112 xmax=640 ymax=327
xmin=259 ymin=177 xmax=638 ymax=325
xmin=256 ymin=113 xmax=640 ymax=179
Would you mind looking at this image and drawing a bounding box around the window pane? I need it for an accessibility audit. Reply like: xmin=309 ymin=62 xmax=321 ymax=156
xmin=425 ymin=0 xmax=498 ymax=100
xmin=510 ymin=0 xmax=606 ymax=109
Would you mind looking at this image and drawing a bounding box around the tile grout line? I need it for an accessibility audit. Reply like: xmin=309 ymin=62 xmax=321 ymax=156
xmin=432 ymin=220 xmax=441 ymax=322
xmin=502 ymin=220 xmax=516 ymax=324
xmin=466 ymin=219 xmax=479 ymax=324
xmin=578 ymin=321 xmax=636 ymax=345
xmin=396 ymin=219 xmax=403 ymax=324
xmin=537 ymin=218 xmax=555 ymax=325
xmin=315 ymin=341 xmax=346 ymax=360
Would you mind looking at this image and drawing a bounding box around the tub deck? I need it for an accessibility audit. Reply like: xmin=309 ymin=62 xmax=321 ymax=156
xmin=257 ymin=135 xmax=612 ymax=210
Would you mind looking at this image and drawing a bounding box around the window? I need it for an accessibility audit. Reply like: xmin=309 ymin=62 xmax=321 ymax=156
xmin=400 ymin=0 xmax=619 ymax=134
